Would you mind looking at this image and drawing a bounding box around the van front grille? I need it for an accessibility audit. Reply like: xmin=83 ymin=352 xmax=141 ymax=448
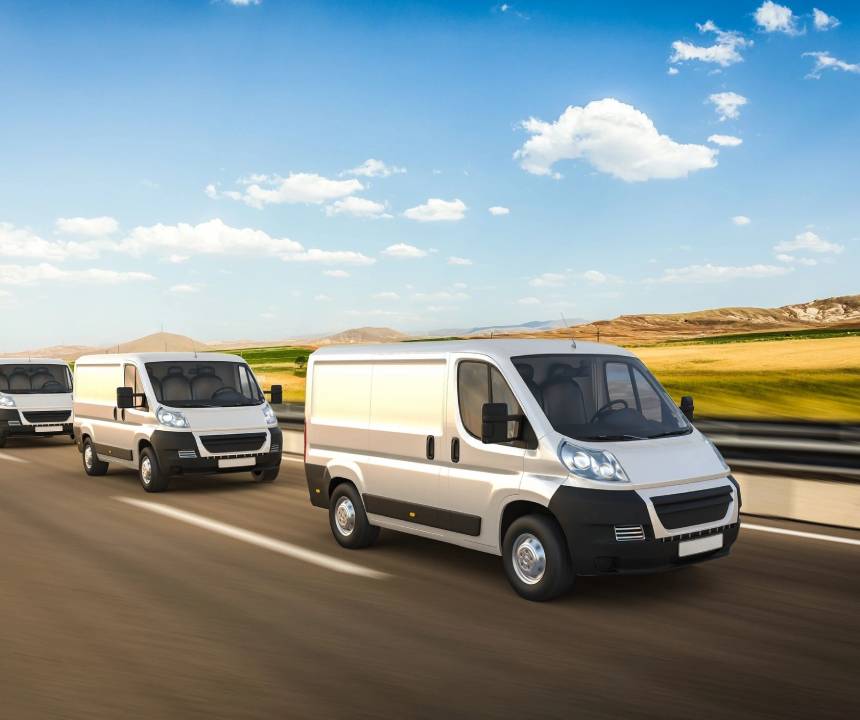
xmin=23 ymin=411 xmax=70 ymax=423
xmin=651 ymin=486 xmax=733 ymax=530
xmin=614 ymin=525 xmax=646 ymax=542
xmin=199 ymin=433 xmax=267 ymax=454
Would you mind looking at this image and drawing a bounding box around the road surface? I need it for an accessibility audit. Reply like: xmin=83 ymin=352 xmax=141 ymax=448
xmin=0 ymin=437 xmax=857 ymax=719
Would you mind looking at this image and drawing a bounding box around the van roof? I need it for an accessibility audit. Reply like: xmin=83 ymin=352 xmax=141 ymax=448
xmin=311 ymin=339 xmax=634 ymax=361
xmin=75 ymin=351 xmax=246 ymax=365
xmin=0 ymin=357 xmax=69 ymax=366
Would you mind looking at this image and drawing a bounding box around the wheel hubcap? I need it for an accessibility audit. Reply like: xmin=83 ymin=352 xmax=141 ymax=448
xmin=141 ymin=457 xmax=152 ymax=486
xmin=334 ymin=497 xmax=356 ymax=536
xmin=84 ymin=445 xmax=93 ymax=469
xmin=512 ymin=533 xmax=546 ymax=585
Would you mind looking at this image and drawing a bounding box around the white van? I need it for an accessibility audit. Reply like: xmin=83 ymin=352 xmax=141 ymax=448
xmin=73 ymin=352 xmax=283 ymax=491
xmin=304 ymin=340 xmax=740 ymax=601
xmin=0 ymin=358 xmax=74 ymax=447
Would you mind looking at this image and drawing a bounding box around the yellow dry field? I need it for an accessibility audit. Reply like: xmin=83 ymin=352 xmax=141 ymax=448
xmin=636 ymin=337 xmax=860 ymax=420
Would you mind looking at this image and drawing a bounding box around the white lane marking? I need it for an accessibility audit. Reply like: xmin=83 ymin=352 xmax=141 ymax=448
xmin=744 ymin=522 xmax=860 ymax=547
xmin=114 ymin=497 xmax=389 ymax=579
xmin=0 ymin=452 xmax=28 ymax=464
xmin=281 ymin=454 xmax=304 ymax=463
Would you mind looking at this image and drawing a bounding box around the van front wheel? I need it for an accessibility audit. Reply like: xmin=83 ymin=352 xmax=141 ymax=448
xmin=252 ymin=467 xmax=279 ymax=483
xmin=329 ymin=483 xmax=379 ymax=549
xmin=139 ymin=447 xmax=169 ymax=492
xmin=502 ymin=514 xmax=573 ymax=601
xmin=82 ymin=438 xmax=109 ymax=476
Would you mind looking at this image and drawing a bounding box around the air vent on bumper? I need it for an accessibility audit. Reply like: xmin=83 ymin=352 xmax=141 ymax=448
xmin=614 ymin=525 xmax=646 ymax=542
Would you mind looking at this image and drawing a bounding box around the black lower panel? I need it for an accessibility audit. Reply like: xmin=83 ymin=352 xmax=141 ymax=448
xmin=94 ymin=444 xmax=134 ymax=461
xmin=305 ymin=464 xmax=329 ymax=508
xmin=363 ymin=494 xmax=482 ymax=537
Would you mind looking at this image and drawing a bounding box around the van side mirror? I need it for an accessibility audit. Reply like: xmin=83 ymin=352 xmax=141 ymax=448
xmin=117 ymin=387 xmax=135 ymax=409
xmin=680 ymin=395 xmax=694 ymax=421
xmin=481 ymin=402 xmax=522 ymax=444
xmin=267 ymin=384 xmax=283 ymax=405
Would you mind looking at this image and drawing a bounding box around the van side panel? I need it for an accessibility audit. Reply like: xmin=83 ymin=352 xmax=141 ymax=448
xmin=74 ymin=363 xmax=123 ymax=423
xmin=309 ymin=361 xmax=372 ymax=454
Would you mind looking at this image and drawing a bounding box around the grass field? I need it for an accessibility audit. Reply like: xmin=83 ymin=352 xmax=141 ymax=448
xmin=233 ymin=336 xmax=860 ymax=421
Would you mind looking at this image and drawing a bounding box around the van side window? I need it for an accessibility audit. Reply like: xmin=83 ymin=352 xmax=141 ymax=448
xmin=632 ymin=368 xmax=662 ymax=422
xmin=605 ymin=362 xmax=636 ymax=408
xmin=123 ymin=364 xmax=144 ymax=396
xmin=457 ymin=361 xmax=522 ymax=440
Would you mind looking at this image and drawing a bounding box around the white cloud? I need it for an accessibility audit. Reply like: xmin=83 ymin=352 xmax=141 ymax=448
xmin=670 ymin=20 xmax=752 ymax=67
xmin=732 ymin=215 xmax=752 ymax=225
xmin=529 ymin=272 xmax=566 ymax=287
xmin=448 ymin=256 xmax=473 ymax=265
xmin=667 ymin=67 xmax=680 ymax=76
xmin=773 ymin=230 xmax=843 ymax=254
xmin=0 ymin=222 xmax=104 ymax=262
xmin=403 ymin=198 xmax=467 ymax=222
xmin=169 ymin=283 xmax=202 ymax=294
xmin=325 ymin=196 xmax=391 ymax=219
xmin=709 ymin=92 xmax=748 ymax=121
xmin=754 ymin=2 xmax=802 ymax=35
xmin=116 ymin=218 xmax=375 ymax=265
xmin=55 ymin=216 xmax=118 ymax=237
xmin=582 ymin=270 xmax=611 ymax=284
xmin=813 ymin=8 xmax=840 ymax=31
xmin=515 ymin=98 xmax=717 ymax=181
xmin=314 ymin=294 xmax=332 ymax=302
xmin=0 ymin=263 xmax=155 ymax=286
xmin=323 ymin=269 xmax=350 ymax=278
xmin=226 ymin=0 xmax=261 ymax=6
xmin=803 ymin=51 xmax=860 ymax=78
xmin=204 ymin=183 xmax=219 ymax=199
xmin=381 ymin=243 xmax=427 ymax=258
xmin=488 ymin=206 xmax=510 ymax=216
xmin=518 ymin=296 xmax=540 ymax=305
xmin=709 ymin=134 xmax=743 ymax=147
xmin=342 ymin=158 xmax=405 ymax=178
xmin=372 ymin=291 xmax=400 ymax=300
xmin=776 ymin=253 xmax=818 ymax=266
xmin=655 ymin=263 xmax=792 ymax=283
xmin=219 ymin=173 xmax=363 ymax=208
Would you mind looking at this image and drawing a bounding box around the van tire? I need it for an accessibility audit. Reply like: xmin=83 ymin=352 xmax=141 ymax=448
xmin=139 ymin=447 xmax=169 ymax=492
xmin=329 ymin=483 xmax=379 ymax=549
xmin=82 ymin=437 xmax=109 ymax=476
xmin=252 ymin=467 xmax=279 ymax=483
xmin=0 ymin=431 xmax=7 ymax=448
xmin=502 ymin=514 xmax=573 ymax=602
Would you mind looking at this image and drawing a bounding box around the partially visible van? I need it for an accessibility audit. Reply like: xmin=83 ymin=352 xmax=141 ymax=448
xmin=73 ymin=352 xmax=283 ymax=491
xmin=304 ymin=339 xmax=740 ymax=601
xmin=0 ymin=358 xmax=74 ymax=447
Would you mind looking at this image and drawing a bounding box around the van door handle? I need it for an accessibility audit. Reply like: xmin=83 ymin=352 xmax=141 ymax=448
xmin=451 ymin=437 xmax=460 ymax=463
xmin=426 ymin=435 xmax=435 ymax=460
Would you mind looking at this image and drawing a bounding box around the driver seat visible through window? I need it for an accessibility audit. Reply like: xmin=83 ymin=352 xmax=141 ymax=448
xmin=161 ymin=367 xmax=192 ymax=403
xmin=191 ymin=366 xmax=224 ymax=401
xmin=541 ymin=364 xmax=588 ymax=429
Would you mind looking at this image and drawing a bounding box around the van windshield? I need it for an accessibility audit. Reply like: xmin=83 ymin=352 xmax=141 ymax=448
xmin=511 ymin=354 xmax=691 ymax=442
xmin=0 ymin=364 xmax=72 ymax=394
xmin=145 ymin=361 xmax=264 ymax=408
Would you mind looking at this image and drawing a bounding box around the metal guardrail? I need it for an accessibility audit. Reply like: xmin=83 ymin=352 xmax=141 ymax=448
xmin=275 ymin=405 xmax=860 ymax=480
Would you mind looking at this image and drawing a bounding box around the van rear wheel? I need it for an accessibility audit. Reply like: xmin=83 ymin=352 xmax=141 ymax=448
xmin=139 ymin=447 xmax=169 ymax=492
xmin=502 ymin=514 xmax=573 ymax=602
xmin=82 ymin=437 xmax=109 ymax=476
xmin=329 ymin=483 xmax=379 ymax=549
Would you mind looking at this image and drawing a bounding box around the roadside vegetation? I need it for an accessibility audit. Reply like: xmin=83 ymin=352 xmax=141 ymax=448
xmin=232 ymin=335 xmax=860 ymax=422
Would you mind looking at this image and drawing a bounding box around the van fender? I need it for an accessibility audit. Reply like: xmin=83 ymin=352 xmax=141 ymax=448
xmin=492 ymin=477 xmax=563 ymax=553
xmin=74 ymin=419 xmax=95 ymax=451
xmin=306 ymin=457 xmax=366 ymax=509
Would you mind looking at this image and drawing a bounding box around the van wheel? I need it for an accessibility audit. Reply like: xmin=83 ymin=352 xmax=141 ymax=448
xmin=329 ymin=483 xmax=379 ymax=549
xmin=139 ymin=447 xmax=169 ymax=492
xmin=252 ymin=467 xmax=279 ymax=483
xmin=82 ymin=438 xmax=109 ymax=476
xmin=0 ymin=431 xmax=7 ymax=448
xmin=502 ymin=514 xmax=573 ymax=602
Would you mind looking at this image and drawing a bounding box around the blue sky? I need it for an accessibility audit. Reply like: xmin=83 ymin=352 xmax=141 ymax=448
xmin=1 ymin=0 xmax=858 ymax=350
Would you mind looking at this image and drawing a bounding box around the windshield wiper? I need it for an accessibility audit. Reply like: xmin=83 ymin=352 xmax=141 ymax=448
xmin=581 ymin=434 xmax=646 ymax=442
xmin=648 ymin=428 xmax=694 ymax=439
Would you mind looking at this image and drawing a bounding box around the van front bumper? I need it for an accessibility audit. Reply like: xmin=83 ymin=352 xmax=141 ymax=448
xmin=1 ymin=409 xmax=73 ymax=437
xmin=151 ymin=428 xmax=283 ymax=476
xmin=548 ymin=478 xmax=741 ymax=576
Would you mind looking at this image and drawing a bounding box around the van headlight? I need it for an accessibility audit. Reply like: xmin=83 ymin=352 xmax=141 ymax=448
xmin=560 ymin=441 xmax=629 ymax=483
xmin=0 ymin=393 xmax=15 ymax=408
xmin=156 ymin=407 xmax=189 ymax=428
xmin=262 ymin=403 xmax=277 ymax=427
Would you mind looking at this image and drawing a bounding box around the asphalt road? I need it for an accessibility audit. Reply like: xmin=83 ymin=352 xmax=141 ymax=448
xmin=1 ymin=437 xmax=858 ymax=720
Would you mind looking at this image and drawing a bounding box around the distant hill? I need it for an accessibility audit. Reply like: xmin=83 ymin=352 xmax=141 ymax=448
xmin=501 ymin=294 xmax=860 ymax=344
xmin=429 ymin=319 xmax=584 ymax=337
xmin=2 ymin=332 xmax=211 ymax=361
xmin=314 ymin=327 xmax=408 ymax=345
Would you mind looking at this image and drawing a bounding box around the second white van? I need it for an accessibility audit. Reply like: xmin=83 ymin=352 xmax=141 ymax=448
xmin=73 ymin=352 xmax=283 ymax=491
xmin=304 ymin=340 xmax=740 ymax=601
xmin=0 ymin=358 xmax=74 ymax=447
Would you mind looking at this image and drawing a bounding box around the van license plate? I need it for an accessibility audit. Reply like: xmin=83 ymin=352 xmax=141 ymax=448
xmin=36 ymin=425 xmax=63 ymax=433
xmin=679 ymin=533 xmax=723 ymax=558
xmin=218 ymin=457 xmax=255 ymax=469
